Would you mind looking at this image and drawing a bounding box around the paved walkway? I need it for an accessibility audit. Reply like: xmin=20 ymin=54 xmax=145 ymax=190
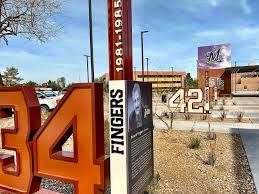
xmin=239 ymin=129 xmax=259 ymax=193
xmin=154 ymin=119 xmax=259 ymax=133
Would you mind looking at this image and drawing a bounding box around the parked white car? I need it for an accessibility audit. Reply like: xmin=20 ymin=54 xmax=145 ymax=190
xmin=36 ymin=92 xmax=59 ymax=112
xmin=40 ymin=90 xmax=64 ymax=100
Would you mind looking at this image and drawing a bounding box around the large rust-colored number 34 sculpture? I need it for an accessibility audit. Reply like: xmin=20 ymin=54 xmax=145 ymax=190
xmin=0 ymin=84 xmax=109 ymax=194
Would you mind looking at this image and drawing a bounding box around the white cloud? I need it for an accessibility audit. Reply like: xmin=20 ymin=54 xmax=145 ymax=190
xmin=236 ymin=27 xmax=259 ymax=38
xmin=194 ymin=27 xmax=259 ymax=39
xmin=209 ymin=0 xmax=220 ymax=7
xmin=194 ymin=30 xmax=226 ymax=37
xmin=240 ymin=0 xmax=252 ymax=14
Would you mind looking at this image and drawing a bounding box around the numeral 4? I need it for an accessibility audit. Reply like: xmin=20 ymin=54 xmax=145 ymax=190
xmin=169 ymin=89 xmax=186 ymax=113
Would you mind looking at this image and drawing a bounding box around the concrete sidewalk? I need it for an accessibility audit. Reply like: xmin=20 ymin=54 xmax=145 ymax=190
xmin=239 ymin=129 xmax=259 ymax=193
xmin=154 ymin=119 xmax=259 ymax=133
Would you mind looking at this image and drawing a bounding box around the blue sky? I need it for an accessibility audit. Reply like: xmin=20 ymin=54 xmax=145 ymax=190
xmin=1 ymin=0 xmax=259 ymax=84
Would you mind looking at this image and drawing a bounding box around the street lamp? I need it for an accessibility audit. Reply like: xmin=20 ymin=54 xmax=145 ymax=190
xmin=171 ymin=66 xmax=174 ymax=90
xmin=88 ymin=0 xmax=94 ymax=82
xmin=84 ymin=55 xmax=91 ymax=83
xmin=146 ymin=58 xmax=149 ymax=81
xmin=141 ymin=30 xmax=149 ymax=82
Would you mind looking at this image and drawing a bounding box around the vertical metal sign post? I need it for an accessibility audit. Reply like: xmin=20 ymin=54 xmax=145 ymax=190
xmin=108 ymin=0 xmax=133 ymax=80
xmin=108 ymin=1 xmax=154 ymax=194
xmin=205 ymin=71 xmax=210 ymax=113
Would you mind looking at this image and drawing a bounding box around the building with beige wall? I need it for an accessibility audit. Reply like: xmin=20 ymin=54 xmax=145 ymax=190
xmin=105 ymin=71 xmax=186 ymax=91
xmin=198 ymin=63 xmax=259 ymax=97
xmin=231 ymin=71 xmax=259 ymax=92
xmin=133 ymin=71 xmax=186 ymax=91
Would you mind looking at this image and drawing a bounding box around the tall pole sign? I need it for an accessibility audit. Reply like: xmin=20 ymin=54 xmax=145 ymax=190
xmin=108 ymin=0 xmax=133 ymax=80
xmin=205 ymin=71 xmax=210 ymax=113
xmin=108 ymin=1 xmax=154 ymax=193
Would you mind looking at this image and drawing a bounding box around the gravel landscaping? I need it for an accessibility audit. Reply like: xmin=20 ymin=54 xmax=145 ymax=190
xmin=150 ymin=129 xmax=257 ymax=194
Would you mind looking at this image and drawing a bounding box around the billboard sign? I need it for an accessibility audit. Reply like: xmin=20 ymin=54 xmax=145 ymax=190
xmin=198 ymin=44 xmax=231 ymax=69
xmin=109 ymin=81 xmax=154 ymax=194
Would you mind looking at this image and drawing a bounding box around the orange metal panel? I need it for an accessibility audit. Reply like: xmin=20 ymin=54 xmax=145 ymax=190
xmin=33 ymin=83 xmax=109 ymax=194
xmin=0 ymin=87 xmax=41 ymax=193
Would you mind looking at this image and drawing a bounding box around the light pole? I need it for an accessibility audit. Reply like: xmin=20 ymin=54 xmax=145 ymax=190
xmin=171 ymin=66 xmax=174 ymax=90
xmin=141 ymin=30 xmax=149 ymax=82
xmin=235 ymin=61 xmax=237 ymax=94
xmin=134 ymin=66 xmax=136 ymax=80
xmin=146 ymin=58 xmax=149 ymax=81
xmin=84 ymin=55 xmax=91 ymax=83
xmin=88 ymin=0 xmax=94 ymax=82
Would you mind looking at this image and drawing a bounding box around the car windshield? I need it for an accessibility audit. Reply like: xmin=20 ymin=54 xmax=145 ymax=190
xmin=43 ymin=92 xmax=57 ymax=97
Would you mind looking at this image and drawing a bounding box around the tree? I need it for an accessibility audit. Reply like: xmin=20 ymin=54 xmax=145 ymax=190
xmin=0 ymin=72 xmax=3 ymax=86
xmin=0 ymin=0 xmax=63 ymax=45
xmin=2 ymin=66 xmax=23 ymax=86
xmin=57 ymin=76 xmax=65 ymax=89
xmin=185 ymin=73 xmax=198 ymax=89
xmin=47 ymin=80 xmax=62 ymax=91
xmin=66 ymin=83 xmax=72 ymax=90
xmin=94 ymin=74 xmax=108 ymax=94
xmin=24 ymin=80 xmax=37 ymax=86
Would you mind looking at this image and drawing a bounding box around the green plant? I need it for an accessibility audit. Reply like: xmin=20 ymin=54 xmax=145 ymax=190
xmin=232 ymin=101 xmax=237 ymax=106
xmin=209 ymin=103 xmax=214 ymax=110
xmin=188 ymin=136 xmax=201 ymax=149
xmin=204 ymin=141 xmax=216 ymax=166
xmin=183 ymin=112 xmax=192 ymax=120
xmin=104 ymin=119 xmax=110 ymax=155
xmin=207 ymin=123 xmax=216 ymax=140
xmin=220 ymin=111 xmax=226 ymax=121
xmin=222 ymin=97 xmax=226 ymax=105
xmin=219 ymin=106 xmax=224 ymax=111
xmin=237 ymin=112 xmax=244 ymax=123
xmin=200 ymin=114 xmax=208 ymax=121
xmin=144 ymin=173 xmax=161 ymax=194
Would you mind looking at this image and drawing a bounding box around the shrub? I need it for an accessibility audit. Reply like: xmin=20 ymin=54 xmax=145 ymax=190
xmin=188 ymin=136 xmax=201 ymax=149
xmin=204 ymin=141 xmax=216 ymax=166
xmin=207 ymin=123 xmax=216 ymax=140
xmin=237 ymin=112 xmax=244 ymax=123
xmin=219 ymin=106 xmax=224 ymax=111
xmin=104 ymin=119 xmax=110 ymax=155
xmin=232 ymin=101 xmax=237 ymax=106
xmin=200 ymin=114 xmax=208 ymax=121
xmin=222 ymin=97 xmax=226 ymax=105
xmin=184 ymin=112 xmax=191 ymax=120
xmin=220 ymin=111 xmax=226 ymax=121
xmin=210 ymin=103 xmax=214 ymax=110
xmin=144 ymin=173 xmax=161 ymax=193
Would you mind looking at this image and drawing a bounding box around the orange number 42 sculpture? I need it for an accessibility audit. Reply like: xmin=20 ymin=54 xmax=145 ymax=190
xmin=0 ymin=83 xmax=109 ymax=194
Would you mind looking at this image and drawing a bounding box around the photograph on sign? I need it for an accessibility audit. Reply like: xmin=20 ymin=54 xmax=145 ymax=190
xmin=198 ymin=44 xmax=231 ymax=69
xmin=127 ymin=82 xmax=153 ymax=131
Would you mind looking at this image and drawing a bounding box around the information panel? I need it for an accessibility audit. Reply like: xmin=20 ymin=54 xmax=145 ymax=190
xmin=109 ymin=81 xmax=154 ymax=194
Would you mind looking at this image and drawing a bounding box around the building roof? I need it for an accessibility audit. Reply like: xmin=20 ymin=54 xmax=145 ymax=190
xmin=225 ymin=65 xmax=259 ymax=73
xmin=105 ymin=70 xmax=186 ymax=80
xmin=134 ymin=71 xmax=186 ymax=76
